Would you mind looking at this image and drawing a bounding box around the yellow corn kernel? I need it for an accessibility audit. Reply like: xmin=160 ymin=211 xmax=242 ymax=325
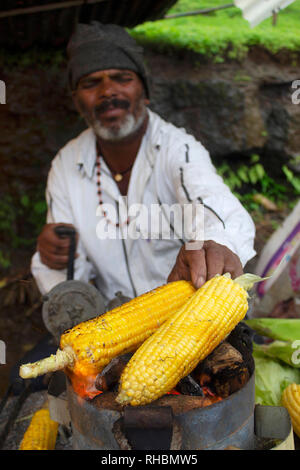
xmin=19 ymin=281 xmax=195 ymax=397
xmin=282 ymin=383 xmax=300 ymax=438
xmin=19 ymin=409 xmax=58 ymax=450
xmin=116 ymin=274 xmax=249 ymax=406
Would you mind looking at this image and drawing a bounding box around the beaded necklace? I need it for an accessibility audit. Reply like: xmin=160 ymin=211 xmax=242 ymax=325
xmin=96 ymin=153 xmax=130 ymax=227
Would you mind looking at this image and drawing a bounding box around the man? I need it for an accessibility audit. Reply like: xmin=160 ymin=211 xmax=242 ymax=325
xmin=32 ymin=22 xmax=256 ymax=305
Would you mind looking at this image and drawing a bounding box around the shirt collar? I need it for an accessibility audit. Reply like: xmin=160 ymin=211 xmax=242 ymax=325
xmin=75 ymin=128 xmax=97 ymax=179
xmin=74 ymin=110 xmax=162 ymax=179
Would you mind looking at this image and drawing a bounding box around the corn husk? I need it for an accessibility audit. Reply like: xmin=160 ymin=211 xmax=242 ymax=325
xmin=245 ymin=318 xmax=300 ymax=342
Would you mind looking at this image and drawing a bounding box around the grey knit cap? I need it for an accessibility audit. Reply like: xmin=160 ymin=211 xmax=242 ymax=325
xmin=67 ymin=22 xmax=150 ymax=97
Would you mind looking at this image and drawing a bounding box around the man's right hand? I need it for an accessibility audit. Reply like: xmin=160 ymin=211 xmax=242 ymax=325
xmin=37 ymin=223 xmax=79 ymax=270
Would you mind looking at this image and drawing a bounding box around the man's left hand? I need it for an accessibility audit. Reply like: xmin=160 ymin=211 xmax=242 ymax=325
xmin=167 ymin=240 xmax=243 ymax=289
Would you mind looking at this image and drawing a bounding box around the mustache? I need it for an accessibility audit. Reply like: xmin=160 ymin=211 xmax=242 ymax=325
xmin=94 ymin=98 xmax=130 ymax=116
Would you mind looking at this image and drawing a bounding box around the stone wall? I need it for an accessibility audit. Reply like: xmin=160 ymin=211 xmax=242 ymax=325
xmin=147 ymin=50 xmax=299 ymax=171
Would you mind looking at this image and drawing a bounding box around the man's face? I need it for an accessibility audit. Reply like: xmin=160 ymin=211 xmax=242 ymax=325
xmin=73 ymin=69 xmax=149 ymax=141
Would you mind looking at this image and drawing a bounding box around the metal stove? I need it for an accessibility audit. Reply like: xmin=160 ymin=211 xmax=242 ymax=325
xmin=47 ymin=362 xmax=295 ymax=450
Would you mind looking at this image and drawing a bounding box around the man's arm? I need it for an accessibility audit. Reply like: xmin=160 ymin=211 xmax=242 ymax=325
xmin=166 ymin=138 xmax=256 ymax=288
xmin=31 ymin=154 xmax=95 ymax=295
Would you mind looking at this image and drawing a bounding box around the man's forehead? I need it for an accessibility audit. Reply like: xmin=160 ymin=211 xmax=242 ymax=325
xmin=80 ymin=69 xmax=138 ymax=80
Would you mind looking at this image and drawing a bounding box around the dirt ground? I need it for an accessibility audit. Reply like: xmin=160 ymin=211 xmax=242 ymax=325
xmin=0 ymin=209 xmax=291 ymax=398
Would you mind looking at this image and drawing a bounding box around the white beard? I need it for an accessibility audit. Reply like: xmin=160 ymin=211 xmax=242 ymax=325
xmin=91 ymin=109 xmax=147 ymax=142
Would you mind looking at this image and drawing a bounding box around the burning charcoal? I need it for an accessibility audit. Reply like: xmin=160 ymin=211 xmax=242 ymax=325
xmin=95 ymin=353 xmax=132 ymax=392
xmin=195 ymin=342 xmax=250 ymax=398
xmin=227 ymin=322 xmax=255 ymax=376
xmin=176 ymin=375 xmax=204 ymax=396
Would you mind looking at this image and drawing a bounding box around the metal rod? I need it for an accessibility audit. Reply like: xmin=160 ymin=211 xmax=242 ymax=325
xmin=0 ymin=0 xmax=108 ymax=19
xmin=164 ymin=3 xmax=235 ymax=20
xmin=67 ymin=232 xmax=76 ymax=281
xmin=53 ymin=226 xmax=76 ymax=281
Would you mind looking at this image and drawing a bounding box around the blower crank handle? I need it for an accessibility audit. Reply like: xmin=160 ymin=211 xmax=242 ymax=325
xmin=54 ymin=225 xmax=77 ymax=281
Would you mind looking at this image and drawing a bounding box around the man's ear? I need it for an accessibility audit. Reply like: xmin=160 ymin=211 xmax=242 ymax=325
xmin=144 ymin=97 xmax=150 ymax=106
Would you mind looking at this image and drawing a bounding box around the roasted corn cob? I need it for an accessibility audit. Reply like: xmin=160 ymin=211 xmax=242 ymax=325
xmin=281 ymin=383 xmax=300 ymax=438
xmin=19 ymin=408 xmax=58 ymax=450
xmin=116 ymin=273 xmax=259 ymax=406
xmin=19 ymin=281 xmax=195 ymax=398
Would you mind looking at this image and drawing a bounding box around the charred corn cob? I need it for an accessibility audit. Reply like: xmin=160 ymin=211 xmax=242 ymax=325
xmin=19 ymin=408 xmax=58 ymax=450
xmin=116 ymin=273 xmax=261 ymax=406
xmin=282 ymin=383 xmax=300 ymax=438
xmin=19 ymin=281 xmax=195 ymax=397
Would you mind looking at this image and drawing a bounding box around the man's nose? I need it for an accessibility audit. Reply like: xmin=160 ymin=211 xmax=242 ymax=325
xmin=98 ymin=77 xmax=117 ymax=99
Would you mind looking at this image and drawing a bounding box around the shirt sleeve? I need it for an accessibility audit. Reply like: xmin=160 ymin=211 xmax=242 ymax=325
xmin=31 ymin=153 xmax=96 ymax=295
xmin=167 ymin=138 xmax=256 ymax=267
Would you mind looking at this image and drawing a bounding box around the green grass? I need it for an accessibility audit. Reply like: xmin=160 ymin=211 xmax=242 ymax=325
xmin=130 ymin=0 xmax=300 ymax=62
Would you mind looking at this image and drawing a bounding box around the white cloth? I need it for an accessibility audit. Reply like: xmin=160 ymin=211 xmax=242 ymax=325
xmin=234 ymin=0 xmax=295 ymax=27
xmin=31 ymin=110 xmax=256 ymax=304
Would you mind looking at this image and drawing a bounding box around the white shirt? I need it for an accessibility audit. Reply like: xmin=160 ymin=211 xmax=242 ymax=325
xmin=31 ymin=110 xmax=256 ymax=304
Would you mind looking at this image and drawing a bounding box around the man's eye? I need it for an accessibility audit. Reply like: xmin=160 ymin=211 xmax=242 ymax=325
xmin=116 ymin=76 xmax=133 ymax=83
xmin=80 ymin=81 xmax=97 ymax=89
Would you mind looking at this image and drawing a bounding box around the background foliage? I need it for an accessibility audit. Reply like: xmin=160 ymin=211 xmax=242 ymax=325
xmin=131 ymin=0 xmax=300 ymax=62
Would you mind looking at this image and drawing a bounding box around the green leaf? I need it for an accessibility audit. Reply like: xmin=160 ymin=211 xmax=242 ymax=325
xmin=253 ymin=341 xmax=300 ymax=368
xmin=245 ymin=318 xmax=300 ymax=342
xmin=0 ymin=250 xmax=11 ymax=269
xmin=33 ymin=201 xmax=47 ymax=214
xmin=20 ymin=195 xmax=30 ymax=208
xmin=253 ymin=353 xmax=300 ymax=406
xmin=249 ymin=166 xmax=258 ymax=185
xmin=253 ymin=163 xmax=265 ymax=180
xmin=282 ymin=165 xmax=293 ymax=180
xmin=237 ymin=166 xmax=249 ymax=183
xmin=282 ymin=165 xmax=300 ymax=193
xmin=250 ymin=154 xmax=260 ymax=164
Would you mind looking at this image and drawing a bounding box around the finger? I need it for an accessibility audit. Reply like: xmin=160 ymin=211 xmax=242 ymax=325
xmin=167 ymin=269 xmax=181 ymax=283
xmin=40 ymin=252 xmax=79 ymax=269
xmin=167 ymin=249 xmax=191 ymax=283
xmin=224 ymin=257 xmax=243 ymax=279
xmin=205 ymin=248 xmax=225 ymax=280
xmin=167 ymin=262 xmax=191 ymax=283
xmin=39 ymin=251 xmax=69 ymax=270
xmin=186 ymin=249 xmax=207 ymax=289
xmin=38 ymin=231 xmax=70 ymax=249
xmin=53 ymin=243 xmax=71 ymax=255
xmin=54 ymin=223 xmax=79 ymax=242
xmin=38 ymin=240 xmax=70 ymax=257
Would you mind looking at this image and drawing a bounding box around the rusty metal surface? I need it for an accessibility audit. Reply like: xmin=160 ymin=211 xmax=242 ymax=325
xmin=66 ymin=334 xmax=256 ymax=450
xmin=123 ymin=406 xmax=174 ymax=450
xmin=175 ymin=372 xmax=256 ymax=450
xmin=67 ymin=372 xmax=256 ymax=450
xmin=67 ymin=383 xmax=121 ymax=450
xmin=0 ymin=0 xmax=177 ymax=48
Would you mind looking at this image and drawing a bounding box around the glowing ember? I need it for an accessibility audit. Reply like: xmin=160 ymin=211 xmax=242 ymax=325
xmin=68 ymin=370 xmax=222 ymax=404
xmin=167 ymin=389 xmax=181 ymax=395
xmin=201 ymin=386 xmax=216 ymax=397
xmin=66 ymin=370 xmax=103 ymax=400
